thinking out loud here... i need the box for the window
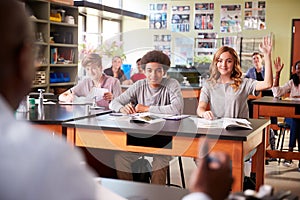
[78,10,122,74]
[102,19,121,43]
[102,0,121,8]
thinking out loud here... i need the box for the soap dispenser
[37,89,45,116]
[92,96,97,108]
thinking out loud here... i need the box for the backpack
[131,157,152,183]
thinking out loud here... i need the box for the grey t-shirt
[109,77,183,115]
[200,78,257,118]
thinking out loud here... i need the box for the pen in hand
[120,101,136,114]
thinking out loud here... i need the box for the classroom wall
[121,0,300,85]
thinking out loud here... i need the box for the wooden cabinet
[25,0,78,94]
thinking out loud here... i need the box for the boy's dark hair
[136,58,141,63]
[292,60,300,87]
[140,50,170,71]
[252,52,263,58]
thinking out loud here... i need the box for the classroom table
[62,114,269,192]
[252,96,300,160]
[15,103,111,136]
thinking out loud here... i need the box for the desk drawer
[257,105,300,118]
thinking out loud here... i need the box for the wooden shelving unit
[25,0,78,94]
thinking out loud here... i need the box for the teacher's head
[0,0,35,110]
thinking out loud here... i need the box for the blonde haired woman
[104,56,127,83]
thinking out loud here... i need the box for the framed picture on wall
[171,5,190,32]
[149,3,168,29]
[194,3,214,30]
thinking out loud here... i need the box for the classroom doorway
[291,19,300,72]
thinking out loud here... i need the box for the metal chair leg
[166,157,185,188]
[178,156,186,188]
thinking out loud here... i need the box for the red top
[131,73,146,83]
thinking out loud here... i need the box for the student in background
[0,1,98,199]
[131,58,147,83]
[59,53,122,108]
[245,51,278,154]
[122,58,146,85]
[246,52,265,118]
[197,36,273,120]
[109,50,183,185]
[104,55,127,83]
[245,52,265,80]
[272,57,300,170]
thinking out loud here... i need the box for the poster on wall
[171,6,190,32]
[244,1,266,30]
[194,3,214,30]
[220,4,242,33]
[149,3,168,29]
[153,34,171,58]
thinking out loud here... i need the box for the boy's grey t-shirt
[200,78,257,118]
[109,77,183,115]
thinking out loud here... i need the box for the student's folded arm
[197,85,211,117]
[109,84,136,112]
[197,101,208,117]
[109,95,127,112]
[148,95,183,114]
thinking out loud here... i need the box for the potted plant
[194,54,213,74]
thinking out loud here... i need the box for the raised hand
[259,35,273,56]
[273,56,284,74]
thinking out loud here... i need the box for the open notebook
[195,117,252,130]
[129,113,190,124]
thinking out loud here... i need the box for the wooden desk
[15,104,111,136]
[252,96,300,160]
[99,177,189,200]
[63,115,269,192]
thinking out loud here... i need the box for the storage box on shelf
[25,0,78,94]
